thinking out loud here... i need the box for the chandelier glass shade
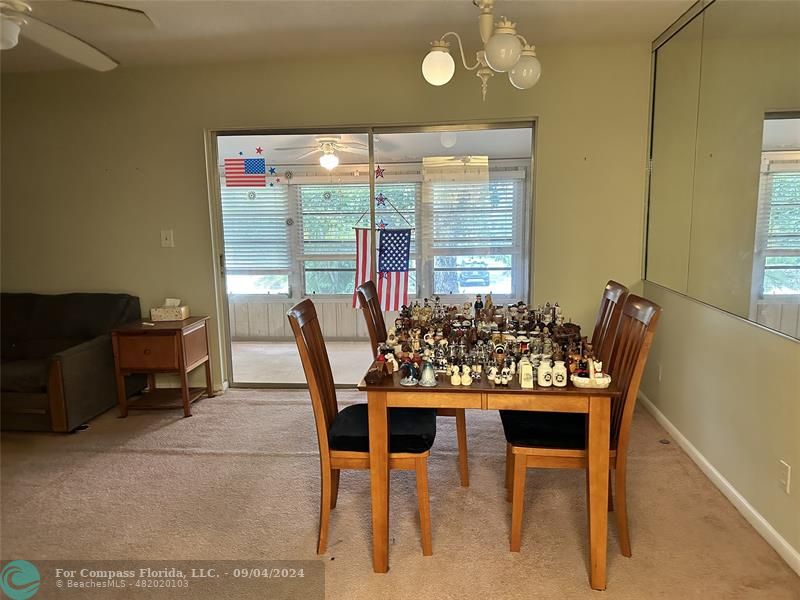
[319,153,339,170]
[420,0,540,100]
[0,16,22,50]
[421,43,456,86]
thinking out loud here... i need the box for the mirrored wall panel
[647,0,800,338]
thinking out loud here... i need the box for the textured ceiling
[1,0,693,72]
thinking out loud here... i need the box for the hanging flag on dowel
[352,227,411,311]
[352,227,373,309]
[377,228,411,311]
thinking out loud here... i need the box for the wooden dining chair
[287,298,436,556]
[590,280,629,367]
[356,280,471,487]
[502,294,661,556]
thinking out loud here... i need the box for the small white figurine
[500,366,511,386]
[385,353,399,374]
[450,369,462,386]
[460,365,472,386]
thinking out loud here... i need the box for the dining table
[358,368,621,591]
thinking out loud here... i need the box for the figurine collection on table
[371,294,610,389]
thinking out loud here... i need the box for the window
[423,177,524,296]
[220,186,290,295]
[753,155,800,296]
[297,183,419,295]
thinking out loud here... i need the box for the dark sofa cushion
[1,359,51,393]
[1,293,141,360]
[500,410,587,450]
[329,404,436,454]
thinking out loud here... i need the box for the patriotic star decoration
[375,165,385,178]
[378,219,388,230]
[268,167,277,175]
[375,193,387,206]
[255,146,263,154]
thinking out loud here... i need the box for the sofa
[1,292,146,432]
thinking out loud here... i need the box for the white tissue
[164,298,181,307]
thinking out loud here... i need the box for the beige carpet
[231,341,373,385]
[2,389,798,599]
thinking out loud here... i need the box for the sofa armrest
[52,334,118,431]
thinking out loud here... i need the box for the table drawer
[117,334,179,371]
[486,393,589,413]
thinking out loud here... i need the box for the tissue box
[150,305,190,321]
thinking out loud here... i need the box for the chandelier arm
[440,32,481,71]
[515,34,530,47]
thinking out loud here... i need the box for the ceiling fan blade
[294,149,321,159]
[22,16,118,71]
[338,147,368,155]
[74,0,155,28]
[274,145,318,151]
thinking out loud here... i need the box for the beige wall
[1,43,651,387]
[641,282,800,555]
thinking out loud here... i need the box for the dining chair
[287,298,436,556]
[502,294,661,556]
[590,280,629,367]
[356,280,471,487]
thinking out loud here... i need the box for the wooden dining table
[358,369,621,591]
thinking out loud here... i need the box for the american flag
[377,228,411,311]
[224,158,266,187]
[352,227,373,308]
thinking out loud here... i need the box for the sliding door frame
[206,119,537,389]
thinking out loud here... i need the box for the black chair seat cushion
[329,404,436,454]
[500,410,587,450]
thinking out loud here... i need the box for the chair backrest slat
[356,280,387,359]
[590,280,629,368]
[287,299,338,457]
[606,294,661,453]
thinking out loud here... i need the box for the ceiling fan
[274,136,369,171]
[0,0,153,71]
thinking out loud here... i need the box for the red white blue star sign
[375,193,387,206]
[378,219,388,229]
[375,165,385,178]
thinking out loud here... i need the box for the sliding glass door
[213,123,534,387]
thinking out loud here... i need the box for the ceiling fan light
[422,42,455,86]
[508,46,541,90]
[0,17,22,50]
[320,153,339,171]
[484,17,522,73]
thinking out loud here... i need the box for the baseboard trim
[638,391,800,576]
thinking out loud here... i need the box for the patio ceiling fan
[274,136,369,170]
[0,0,153,71]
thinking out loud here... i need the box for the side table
[112,316,214,417]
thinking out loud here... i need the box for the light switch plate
[160,229,174,248]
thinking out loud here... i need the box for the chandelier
[421,0,541,101]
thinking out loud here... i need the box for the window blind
[753,155,800,295]
[424,179,522,251]
[297,183,419,258]
[220,186,290,274]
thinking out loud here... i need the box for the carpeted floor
[2,389,798,599]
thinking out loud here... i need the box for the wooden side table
[112,316,214,418]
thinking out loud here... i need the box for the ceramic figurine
[419,361,437,387]
[519,357,534,389]
[460,365,472,386]
[552,360,568,387]
[500,366,511,386]
[537,358,553,387]
[450,368,462,386]
[385,353,399,374]
[593,360,604,379]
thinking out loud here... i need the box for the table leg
[587,395,611,590]
[204,324,214,398]
[111,335,128,418]
[147,374,156,392]
[368,391,390,573]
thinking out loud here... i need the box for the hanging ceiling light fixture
[421,0,541,101]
